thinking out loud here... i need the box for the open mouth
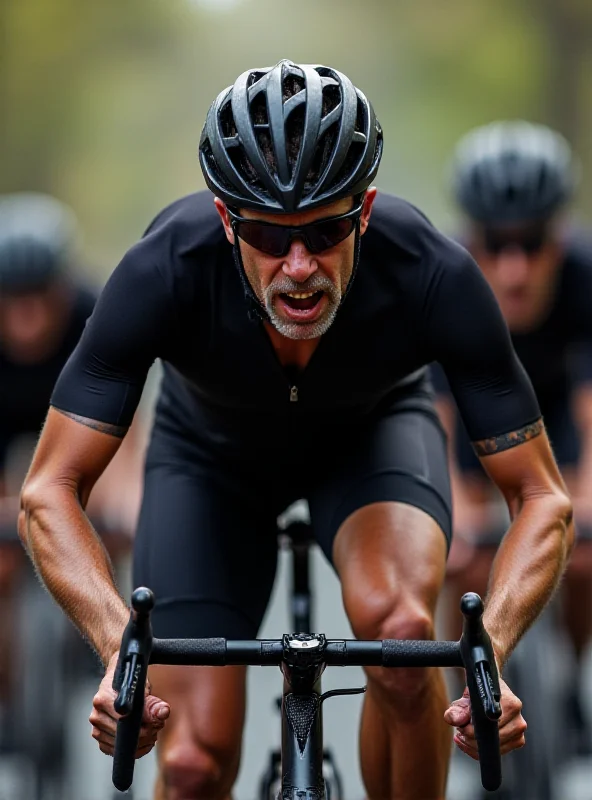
[274,289,327,323]
[280,290,325,311]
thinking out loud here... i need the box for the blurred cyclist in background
[434,121,592,752]
[0,194,143,775]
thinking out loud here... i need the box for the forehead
[239,196,354,226]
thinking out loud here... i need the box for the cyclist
[18,62,572,800]
[434,121,592,750]
[0,193,142,752]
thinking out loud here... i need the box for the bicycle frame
[111,589,503,797]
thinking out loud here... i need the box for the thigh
[133,459,280,639]
[309,409,452,566]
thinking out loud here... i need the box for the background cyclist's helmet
[199,59,383,213]
[451,121,578,225]
[0,193,79,293]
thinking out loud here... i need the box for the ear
[359,187,378,236]
[214,197,235,245]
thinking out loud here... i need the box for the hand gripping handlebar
[111,588,503,792]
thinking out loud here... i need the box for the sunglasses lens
[236,222,290,257]
[233,206,360,256]
[483,227,547,255]
[305,218,356,253]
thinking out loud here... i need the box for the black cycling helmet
[450,121,578,225]
[0,193,79,293]
[199,59,383,213]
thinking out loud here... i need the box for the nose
[494,246,530,285]
[281,238,318,283]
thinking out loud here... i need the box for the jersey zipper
[290,385,299,403]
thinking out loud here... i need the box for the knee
[160,736,237,800]
[350,596,437,707]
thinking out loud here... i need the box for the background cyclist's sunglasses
[227,201,364,258]
[482,223,548,255]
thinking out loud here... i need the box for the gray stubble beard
[262,273,341,340]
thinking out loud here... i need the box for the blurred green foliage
[1,0,591,276]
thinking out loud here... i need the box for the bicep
[25,408,125,507]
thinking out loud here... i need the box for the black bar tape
[382,639,462,667]
[150,637,226,665]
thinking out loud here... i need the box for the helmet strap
[231,242,270,323]
[339,216,362,307]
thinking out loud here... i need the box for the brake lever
[112,587,154,712]
[460,593,502,720]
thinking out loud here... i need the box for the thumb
[143,693,171,723]
[444,696,471,728]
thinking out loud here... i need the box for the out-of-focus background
[3,0,592,265]
[2,1,592,798]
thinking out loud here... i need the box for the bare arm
[19,407,131,666]
[475,420,574,667]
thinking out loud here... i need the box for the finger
[454,733,479,761]
[91,697,121,725]
[499,716,527,746]
[92,728,116,755]
[143,694,170,724]
[444,697,471,727]
[136,743,156,759]
[91,725,115,744]
[89,709,119,737]
[500,731,526,755]
[93,726,158,757]
[498,704,525,732]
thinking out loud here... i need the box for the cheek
[240,243,279,292]
[328,237,356,289]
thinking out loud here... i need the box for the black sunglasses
[227,200,364,258]
[482,224,548,255]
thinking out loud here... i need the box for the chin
[270,311,337,340]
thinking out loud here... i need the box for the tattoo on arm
[55,409,127,439]
[473,418,544,457]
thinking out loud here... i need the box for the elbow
[18,477,53,552]
[18,478,39,550]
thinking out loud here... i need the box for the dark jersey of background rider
[0,193,98,530]
[0,284,96,478]
[0,192,145,546]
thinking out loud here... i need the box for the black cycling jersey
[51,191,540,458]
[432,232,592,469]
[0,284,96,470]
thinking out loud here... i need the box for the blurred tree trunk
[536,0,592,144]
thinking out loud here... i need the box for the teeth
[286,291,315,299]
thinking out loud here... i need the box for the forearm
[19,487,129,666]
[483,493,574,668]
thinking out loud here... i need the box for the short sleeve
[425,250,540,442]
[51,249,176,429]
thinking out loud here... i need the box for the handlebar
[111,588,502,793]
